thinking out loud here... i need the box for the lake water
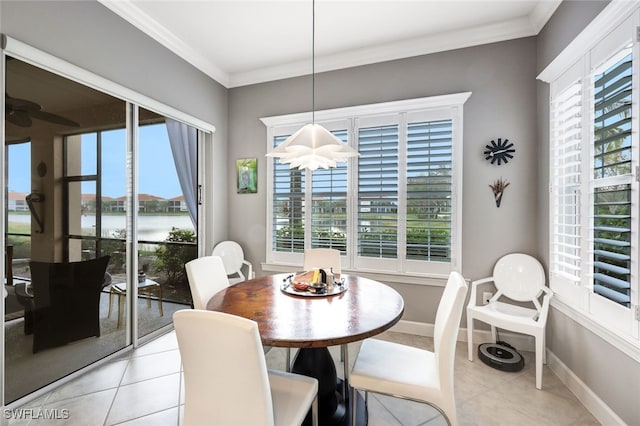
[8,214,194,243]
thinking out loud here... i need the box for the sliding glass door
[3,54,200,404]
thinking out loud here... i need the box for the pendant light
[266,0,358,171]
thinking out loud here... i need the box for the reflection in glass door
[3,56,128,403]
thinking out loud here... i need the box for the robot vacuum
[478,341,524,372]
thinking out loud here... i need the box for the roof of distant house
[8,191,27,201]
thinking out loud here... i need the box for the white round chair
[212,241,254,285]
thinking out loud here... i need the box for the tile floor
[7,329,600,425]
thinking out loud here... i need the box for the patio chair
[29,256,110,353]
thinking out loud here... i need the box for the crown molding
[231,16,539,87]
[97,0,231,87]
[100,0,559,89]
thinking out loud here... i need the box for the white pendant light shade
[267,123,358,171]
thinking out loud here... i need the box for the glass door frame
[1,35,216,407]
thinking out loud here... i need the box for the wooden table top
[206,274,404,348]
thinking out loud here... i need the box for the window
[548,12,639,342]
[263,94,469,277]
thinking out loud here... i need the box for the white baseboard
[390,319,625,426]
[546,350,626,426]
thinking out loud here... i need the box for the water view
[8,213,194,243]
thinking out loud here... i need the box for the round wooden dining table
[207,273,404,426]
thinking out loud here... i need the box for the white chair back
[433,271,468,405]
[303,248,341,274]
[174,310,275,426]
[185,256,230,310]
[493,253,546,303]
[212,241,253,283]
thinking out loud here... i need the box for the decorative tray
[281,273,347,297]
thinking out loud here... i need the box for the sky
[8,123,183,199]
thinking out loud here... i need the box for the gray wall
[537,2,640,425]
[228,37,539,324]
[0,0,230,247]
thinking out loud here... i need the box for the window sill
[261,262,449,286]
[550,297,640,363]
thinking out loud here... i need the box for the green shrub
[154,227,197,284]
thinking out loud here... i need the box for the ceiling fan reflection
[5,93,80,128]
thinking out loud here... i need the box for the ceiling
[99,0,562,88]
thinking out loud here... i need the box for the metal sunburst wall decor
[489,177,510,208]
[484,138,515,165]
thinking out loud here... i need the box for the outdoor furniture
[108,277,164,328]
[28,256,110,353]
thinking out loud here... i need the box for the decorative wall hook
[26,192,45,233]
[489,177,510,208]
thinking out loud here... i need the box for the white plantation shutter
[263,93,469,274]
[272,134,305,254]
[406,119,452,262]
[357,124,399,259]
[550,80,583,286]
[311,130,348,253]
[591,46,633,307]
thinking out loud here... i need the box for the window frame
[262,93,470,280]
[543,4,640,357]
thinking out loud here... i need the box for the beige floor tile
[121,349,181,385]
[40,388,116,426]
[12,329,601,426]
[374,393,443,426]
[132,332,179,357]
[115,406,180,425]
[46,359,128,403]
[362,392,402,426]
[106,373,181,425]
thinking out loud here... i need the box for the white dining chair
[185,255,230,310]
[174,309,318,426]
[349,271,468,426]
[466,253,553,389]
[212,240,254,285]
[303,248,341,274]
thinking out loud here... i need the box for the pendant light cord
[312,0,316,124]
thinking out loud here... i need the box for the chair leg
[351,388,357,426]
[311,395,318,426]
[467,315,474,361]
[286,347,291,372]
[157,285,164,316]
[342,344,349,397]
[108,291,113,318]
[490,325,497,342]
[535,335,544,390]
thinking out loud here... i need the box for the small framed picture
[236,158,257,194]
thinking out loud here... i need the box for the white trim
[98,0,560,88]
[261,93,472,127]
[231,18,545,88]
[547,350,628,426]
[2,36,216,134]
[538,0,639,83]
[551,298,640,363]
[97,0,230,88]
